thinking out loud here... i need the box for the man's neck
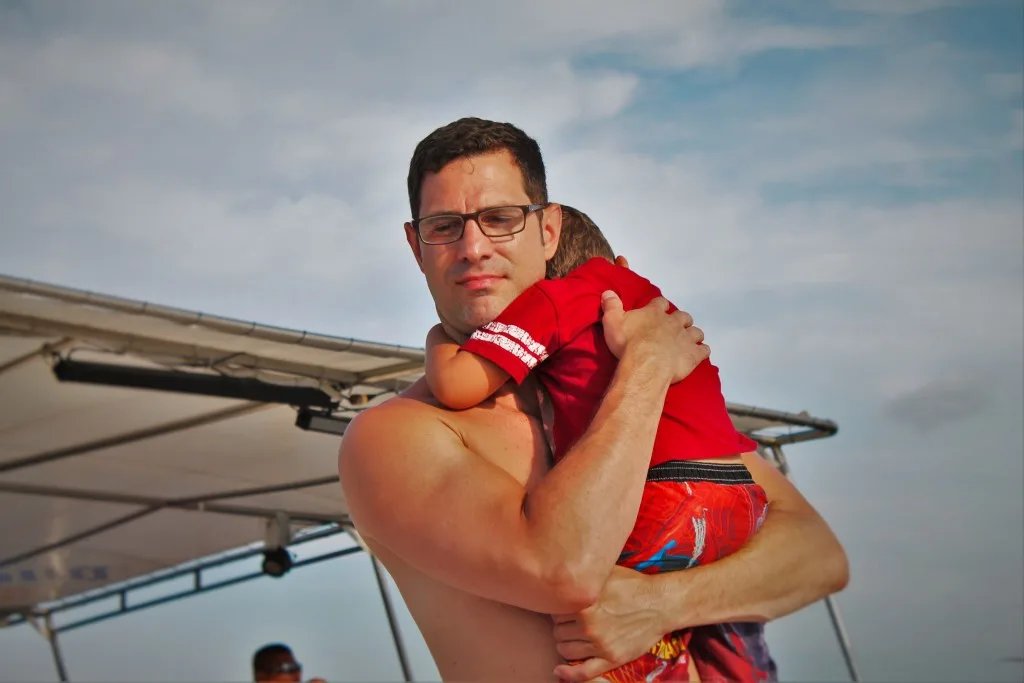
[439,320,470,345]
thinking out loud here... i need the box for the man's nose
[457,218,495,261]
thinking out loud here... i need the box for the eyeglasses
[412,204,548,245]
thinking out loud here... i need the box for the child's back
[465,255,755,467]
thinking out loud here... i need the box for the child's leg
[600,461,769,683]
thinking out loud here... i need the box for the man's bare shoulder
[353,375,462,425]
[338,378,467,530]
[341,378,457,456]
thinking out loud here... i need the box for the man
[339,117,848,682]
[252,643,324,683]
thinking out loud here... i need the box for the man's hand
[600,291,709,383]
[551,566,668,682]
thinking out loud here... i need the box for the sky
[0,0,1022,681]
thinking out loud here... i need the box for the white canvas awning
[0,273,427,620]
[0,272,838,628]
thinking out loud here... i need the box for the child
[424,206,768,682]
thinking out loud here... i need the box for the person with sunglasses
[252,643,324,683]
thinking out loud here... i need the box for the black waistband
[647,460,755,484]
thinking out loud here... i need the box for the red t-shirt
[460,258,757,466]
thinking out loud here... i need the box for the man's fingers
[689,325,704,344]
[600,290,624,316]
[552,619,584,641]
[645,296,670,314]
[553,658,616,682]
[600,291,627,357]
[555,639,598,661]
[672,308,694,328]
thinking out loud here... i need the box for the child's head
[546,205,615,279]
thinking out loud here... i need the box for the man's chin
[457,300,508,332]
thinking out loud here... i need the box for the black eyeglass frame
[411,203,549,245]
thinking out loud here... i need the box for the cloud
[615,18,867,70]
[0,0,860,128]
[3,0,1019,387]
[986,72,1024,99]
[1011,108,1024,150]
[885,375,997,430]
[685,42,1017,193]
[1,2,1018,394]
[550,137,1022,397]
[0,0,878,348]
[830,0,984,15]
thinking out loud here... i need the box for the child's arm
[424,324,512,410]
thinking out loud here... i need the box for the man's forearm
[522,349,671,605]
[548,503,847,683]
[648,503,849,632]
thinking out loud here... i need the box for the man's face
[405,150,561,337]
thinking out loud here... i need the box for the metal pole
[369,555,414,682]
[44,613,69,682]
[824,593,861,682]
[764,444,791,476]
[767,444,861,682]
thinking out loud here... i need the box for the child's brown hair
[545,205,615,279]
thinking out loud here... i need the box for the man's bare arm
[340,297,707,615]
[552,449,849,680]
[659,449,849,625]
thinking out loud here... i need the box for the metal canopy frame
[5,525,413,683]
[0,273,857,682]
[4,525,351,633]
[0,273,425,682]
[0,476,346,570]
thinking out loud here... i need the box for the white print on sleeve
[478,322,550,361]
[469,322,550,370]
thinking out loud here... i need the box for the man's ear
[541,203,562,260]
[404,222,425,273]
[615,255,630,270]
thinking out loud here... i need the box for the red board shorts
[569,461,771,682]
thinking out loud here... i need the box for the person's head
[404,117,562,337]
[545,205,615,279]
[252,643,301,682]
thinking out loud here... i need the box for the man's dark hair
[546,205,615,279]
[407,117,548,220]
[253,643,293,676]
